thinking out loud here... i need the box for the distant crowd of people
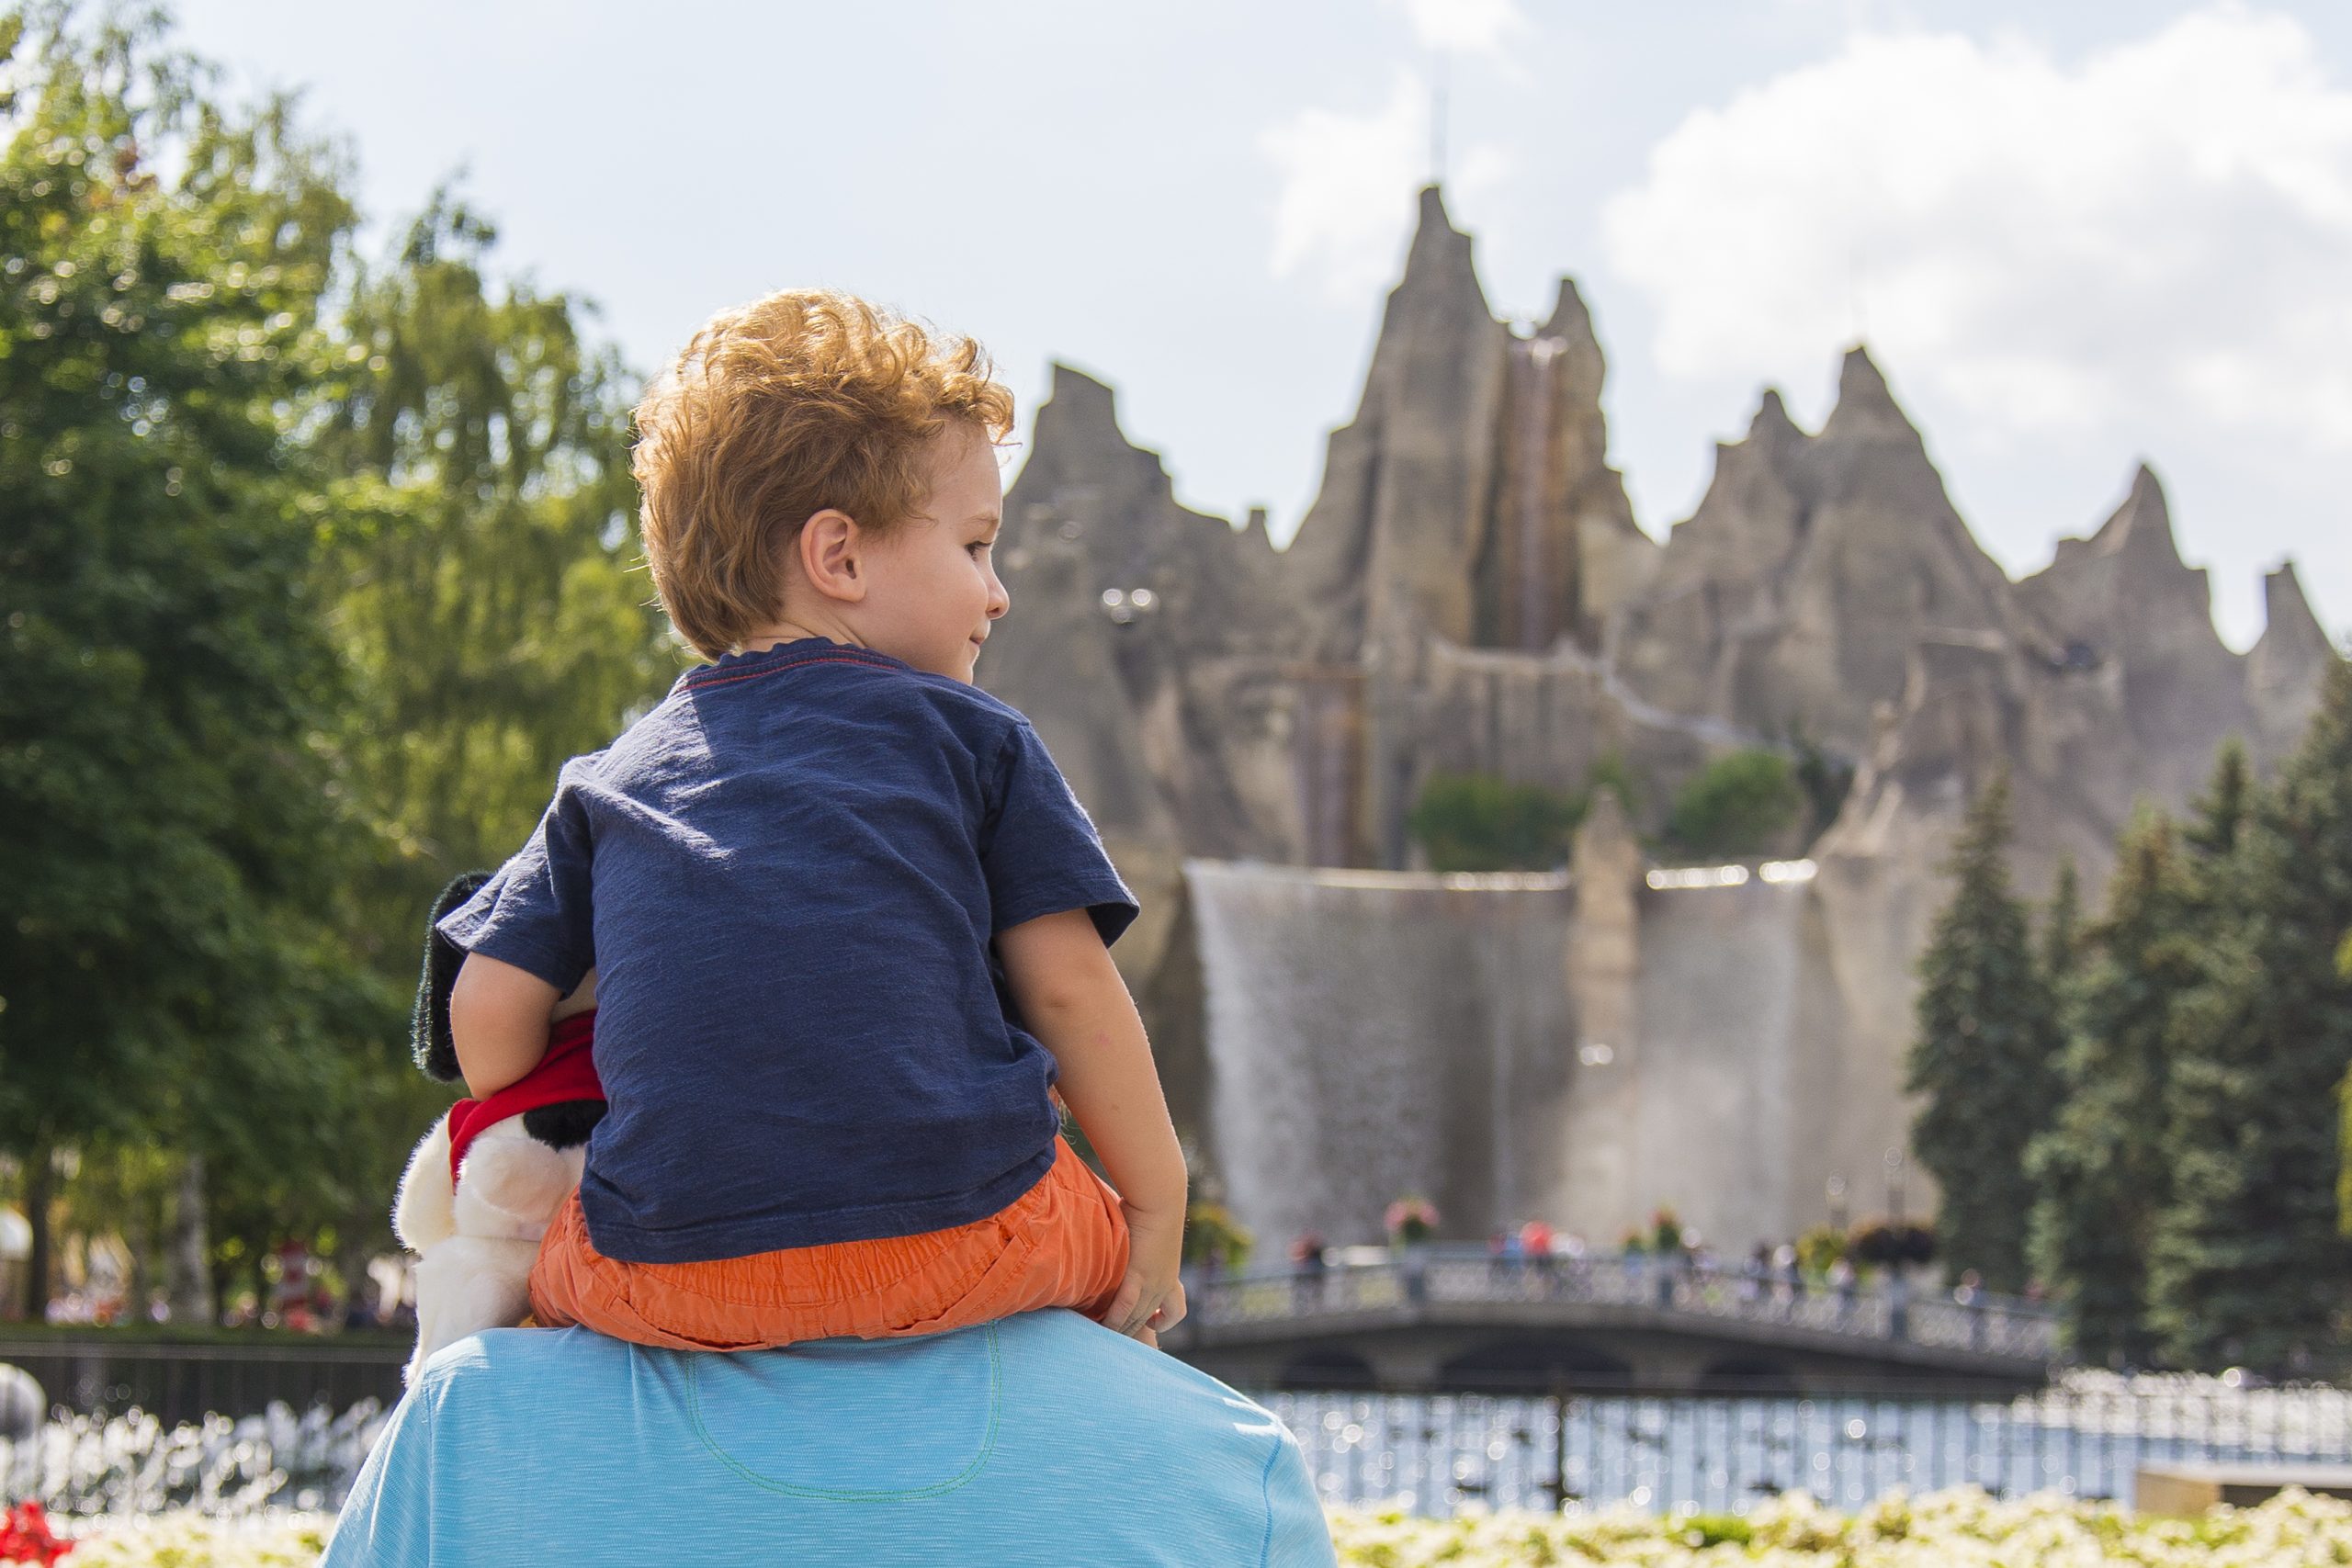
[1245,1220,2020,1348]
[31,1242,418,1334]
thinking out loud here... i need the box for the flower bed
[18,1511,331,1566]
[1328,1485,2352,1566]
[8,1487,2348,1565]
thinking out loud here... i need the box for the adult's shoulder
[986,1314,1335,1562]
[345,1321,1333,1567]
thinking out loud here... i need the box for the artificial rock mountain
[980,186,2339,1257]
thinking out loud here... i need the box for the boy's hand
[1104,1201,1187,1345]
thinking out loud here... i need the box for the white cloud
[1261,71,1513,305]
[1600,6,2352,456]
[1390,0,1527,57]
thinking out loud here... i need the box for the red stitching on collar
[685,653,903,692]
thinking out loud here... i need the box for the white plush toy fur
[393,870,604,1388]
[391,1105,587,1386]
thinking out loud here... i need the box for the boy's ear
[797,509,869,604]
[413,873,493,1083]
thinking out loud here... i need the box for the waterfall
[1187,861,1577,1248]
[1188,859,1836,1256]
[1510,335,1566,652]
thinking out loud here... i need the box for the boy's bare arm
[996,908,1189,1338]
[449,952,562,1100]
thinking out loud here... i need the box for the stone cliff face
[1611,350,2022,758]
[2013,465,2251,806]
[1282,186,1510,667]
[980,181,2341,1239]
[1472,279,1657,655]
[2247,561,2336,754]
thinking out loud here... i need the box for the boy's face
[857,428,1010,683]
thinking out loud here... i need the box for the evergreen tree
[2027,812,2191,1365]
[2151,665,2352,1371]
[2041,857,2083,991]
[1906,773,2063,1293]
[2182,739,2250,863]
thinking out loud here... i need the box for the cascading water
[1186,861,1577,1247]
[1187,859,1839,1254]
[1515,335,1565,652]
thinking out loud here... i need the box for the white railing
[1183,1251,2059,1362]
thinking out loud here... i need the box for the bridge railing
[1185,1252,2059,1361]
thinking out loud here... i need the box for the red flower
[0,1500,73,1565]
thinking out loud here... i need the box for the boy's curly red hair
[633,290,1015,660]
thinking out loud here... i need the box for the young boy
[436,290,1187,1349]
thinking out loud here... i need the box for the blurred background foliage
[0,6,678,1323]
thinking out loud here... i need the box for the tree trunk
[20,1146,51,1323]
[165,1153,214,1326]
[245,1243,267,1329]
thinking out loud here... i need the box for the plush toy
[391,873,606,1385]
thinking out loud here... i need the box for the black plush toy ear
[413,872,493,1082]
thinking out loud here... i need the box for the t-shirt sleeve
[980,720,1138,946]
[434,760,598,993]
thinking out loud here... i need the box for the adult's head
[322,1311,1335,1566]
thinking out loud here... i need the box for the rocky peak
[2248,561,2337,722]
[1386,184,1487,322]
[1749,388,1801,444]
[1031,361,1121,445]
[1816,345,1917,446]
[2086,464,2189,570]
[1539,276,1597,348]
[2019,464,2218,647]
[1283,180,1509,660]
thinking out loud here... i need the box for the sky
[165,0,2352,651]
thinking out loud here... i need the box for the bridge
[1162,1252,2059,1395]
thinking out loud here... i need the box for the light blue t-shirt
[322,1312,1336,1567]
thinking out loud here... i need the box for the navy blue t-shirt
[436,638,1137,1264]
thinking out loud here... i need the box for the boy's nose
[987,576,1010,619]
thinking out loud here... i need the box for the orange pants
[527,1136,1129,1350]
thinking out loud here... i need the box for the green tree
[1664,749,1804,861]
[315,191,677,966]
[2028,812,2192,1365]
[2182,739,2250,863]
[0,9,384,1316]
[2041,858,2082,989]
[2151,665,2352,1371]
[288,195,679,1273]
[1905,773,2062,1293]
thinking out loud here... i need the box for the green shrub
[1406,773,1583,873]
[1664,750,1804,859]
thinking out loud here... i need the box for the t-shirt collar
[684,637,914,688]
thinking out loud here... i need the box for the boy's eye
[968,541,992,557]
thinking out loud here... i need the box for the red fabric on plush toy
[446,1012,605,1185]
